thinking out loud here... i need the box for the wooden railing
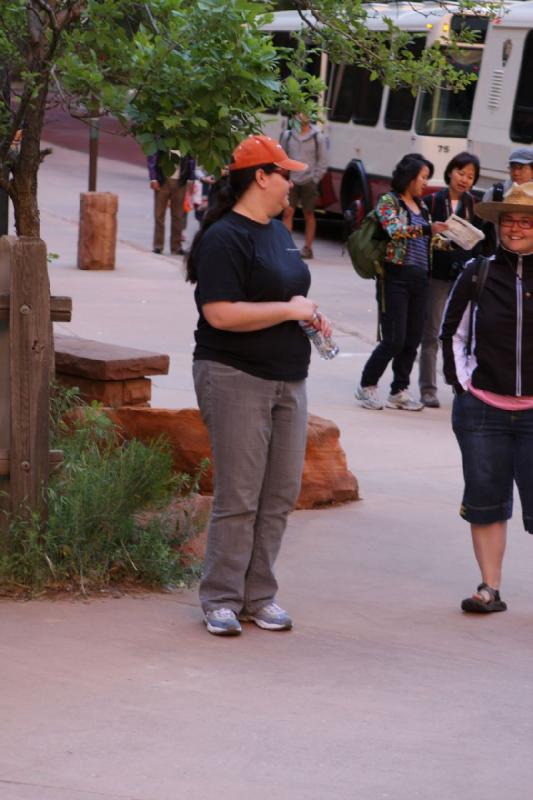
[0,236,72,534]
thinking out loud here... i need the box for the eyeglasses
[500,216,533,229]
[271,168,291,180]
[509,162,533,170]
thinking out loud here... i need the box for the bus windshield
[415,48,482,138]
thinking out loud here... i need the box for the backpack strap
[466,256,490,356]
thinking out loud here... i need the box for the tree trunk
[10,74,49,237]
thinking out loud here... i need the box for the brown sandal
[461,582,507,614]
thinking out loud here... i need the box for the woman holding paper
[441,181,533,614]
[418,152,481,408]
[356,153,448,412]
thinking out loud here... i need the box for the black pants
[361,264,428,394]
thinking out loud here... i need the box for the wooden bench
[54,334,169,407]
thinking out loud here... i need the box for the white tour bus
[262,2,533,222]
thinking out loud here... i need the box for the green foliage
[0,389,204,596]
[0,0,284,186]
[293,0,502,92]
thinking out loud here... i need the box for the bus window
[327,63,383,125]
[385,36,426,131]
[267,32,321,114]
[328,64,358,122]
[415,48,482,137]
[451,14,488,45]
[353,67,383,126]
[511,30,533,144]
[384,87,417,130]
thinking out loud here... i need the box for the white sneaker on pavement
[356,384,384,410]
[385,390,424,411]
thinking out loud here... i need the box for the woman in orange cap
[186,135,331,636]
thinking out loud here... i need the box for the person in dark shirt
[186,134,331,636]
[441,181,533,614]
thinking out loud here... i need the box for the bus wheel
[340,159,372,234]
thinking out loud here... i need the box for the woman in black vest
[418,152,480,407]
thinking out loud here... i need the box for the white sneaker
[240,602,292,631]
[385,390,424,411]
[204,607,242,635]
[356,384,383,410]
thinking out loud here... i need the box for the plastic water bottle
[299,320,339,360]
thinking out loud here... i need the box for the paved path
[1,143,532,800]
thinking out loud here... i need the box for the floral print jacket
[375,192,432,267]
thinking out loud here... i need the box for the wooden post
[77,192,118,270]
[0,235,72,537]
[0,238,11,533]
[10,237,52,519]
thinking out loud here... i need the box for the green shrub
[0,387,204,596]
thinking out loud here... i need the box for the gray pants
[193,360,308,614]
[418,278,451,399]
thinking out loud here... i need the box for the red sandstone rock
[109,408,359,510]
[297,415,359,508]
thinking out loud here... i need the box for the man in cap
[480,147,533,252]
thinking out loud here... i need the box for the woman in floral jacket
[356,154,448,411]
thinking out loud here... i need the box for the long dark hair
[185,163,278,283]
[391,153,434,195]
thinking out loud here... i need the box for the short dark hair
[444,151,480,185]
[391,154,434,195]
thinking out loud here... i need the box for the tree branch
[31,0,59,33]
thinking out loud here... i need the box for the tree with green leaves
[0,0,290,237]
[0,0,499,239]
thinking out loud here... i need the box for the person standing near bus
[356,154,448,412]
[418,152,480,408]
[281,113,327,259]
[479,147,533,254]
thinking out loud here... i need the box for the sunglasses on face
[500,215,533,229]
[271,168,291,180]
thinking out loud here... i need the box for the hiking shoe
[421,394,441,408]
[300,245,314,259]
[240,602,292,631]
[204,608,242,636]
[356,384,383,410]
[386,390,424,411]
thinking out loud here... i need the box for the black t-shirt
[193,211,311,381]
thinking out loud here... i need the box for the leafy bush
[0,387,204,596]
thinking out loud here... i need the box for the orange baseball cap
[229,134,307,172]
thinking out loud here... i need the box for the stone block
[54,334,169,380]
[56,373,151,407]
[109,407,359,510]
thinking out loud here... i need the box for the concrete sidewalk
[1,144,532,800]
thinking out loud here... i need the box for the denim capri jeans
[452,391,533,533]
